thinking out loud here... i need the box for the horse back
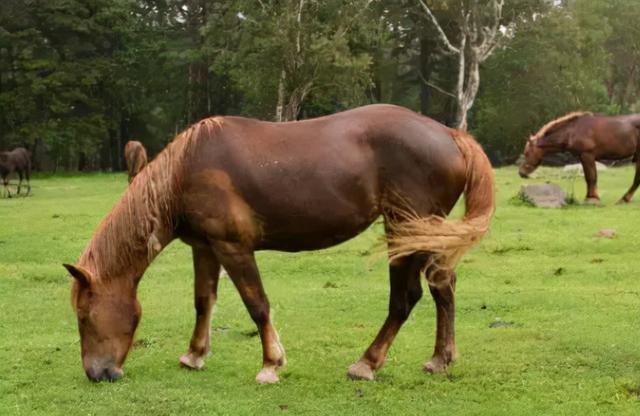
[0,147,30,173]
[179,105,467,251]
[585,116,639,158]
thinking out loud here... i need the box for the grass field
[1,166,640,415]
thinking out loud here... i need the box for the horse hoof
[584,198,600,205]
[347,361,375,381]
[255,367,279,384]
[423,358,449,374]
[179,352,205,370]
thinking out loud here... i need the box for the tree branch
[418,71,456,98]
[417,0,460,55]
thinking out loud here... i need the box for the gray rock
[594,228,616,238]
[520,183,567,208]
[562,162,608,174]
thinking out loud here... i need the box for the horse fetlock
[619,194,633,203]
[347,360,375,381]
[274,340,287,367]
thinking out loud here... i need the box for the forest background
[1,0,638,170]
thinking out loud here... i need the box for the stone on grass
[562,162,608,175]
[520,183,567,208]
[594,228,616,239]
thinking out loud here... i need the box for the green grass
[1,167,640,415]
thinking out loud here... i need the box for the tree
[218,0,377,121]
[417,0,504,129]
[473,3,611,162]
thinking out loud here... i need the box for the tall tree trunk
[186,0,210,123]
[418,0,504,130]
[276,69,286,121]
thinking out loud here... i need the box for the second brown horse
[520,112,640,203]
[64,105,495,384]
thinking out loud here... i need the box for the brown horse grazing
[124,140,148,183]
[519,112,640,203]
[0,147,31,198]
[63,104,495,384]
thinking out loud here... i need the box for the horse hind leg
[25,165,31,195]
[424,267,457,373]
[347,253,425,381]
[16,170,23,196]
[619,155,640,203]
[179,247,221,370]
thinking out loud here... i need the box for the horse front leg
[180,246,220,370]
[2,177,11,198]
[619,155,640,203]
[348,253,423,381]
[580,153,599,203]
[424,269,457,373]
[213,242,285,384]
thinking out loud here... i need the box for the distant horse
[0,147,31,198]
[124,141,148,183]
[63,104,495,384]
[519,112,640,203]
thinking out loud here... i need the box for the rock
[594,228,616,238]
[520,183,567,208]
[562,162,608,175]
[489,318,515,328]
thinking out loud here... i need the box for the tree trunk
[276,69,286,121]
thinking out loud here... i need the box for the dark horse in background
[63,105,494,384]
[0,147,31,198]
[124,140,148,183]
[520,112,640,203]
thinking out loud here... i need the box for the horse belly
[257,202,380,251]
[182,149,381,252]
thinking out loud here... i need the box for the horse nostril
[85,366,122,382]
[105,367,123,382]
[85,367,104,382]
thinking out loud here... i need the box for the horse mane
[529,111,592,143]
[79,117,224,282]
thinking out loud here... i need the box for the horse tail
[386,129,495,282]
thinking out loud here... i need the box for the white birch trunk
[419,0,504,130]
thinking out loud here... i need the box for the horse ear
[63,264,92,287]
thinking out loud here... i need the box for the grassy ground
[1,166,640,415]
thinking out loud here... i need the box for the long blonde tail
[386,129,495,279]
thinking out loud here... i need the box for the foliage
[2,1,640,167]
[473,0,639,162]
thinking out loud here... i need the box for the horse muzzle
[519,170,530,179]
[85,365,123,382]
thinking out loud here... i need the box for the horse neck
[79,163,180,283]
[538,127,573,152]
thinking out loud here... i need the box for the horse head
[519,138,544,178]
[64,264,141,382]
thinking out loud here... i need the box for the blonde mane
[529,111,592,143]
[78,117,224,282]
